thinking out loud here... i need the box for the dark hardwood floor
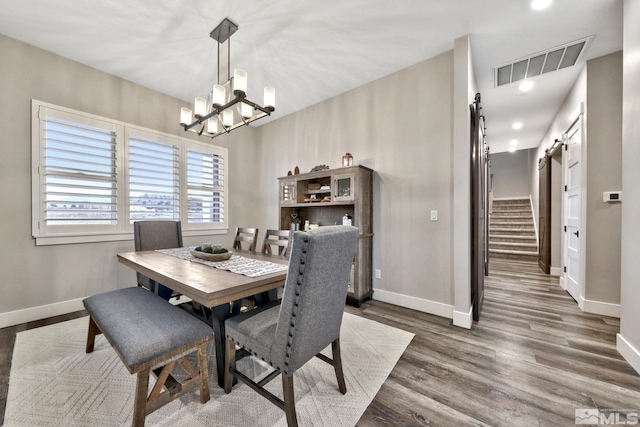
[1,259,638,426]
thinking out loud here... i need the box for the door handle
[572,230,579,238]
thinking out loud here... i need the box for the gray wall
[256,49,457,312]
[529,52,623,311]
[619,0,640,374]
[0,34,257,321]
[491,149,532,199]
[584,52,623,304]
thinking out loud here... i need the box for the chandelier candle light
[179,18,275,138]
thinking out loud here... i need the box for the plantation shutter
[128,134,180,221]
[187,147,225,223]
[42,116,118,225]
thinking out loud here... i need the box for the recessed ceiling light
[519,80,535,92]
[510,138,519,146]
[509,147,517,153]
[531,0,552,10]
[512,122,523,130]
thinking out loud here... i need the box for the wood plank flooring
[1,259,638,426]
[352,259,640,426]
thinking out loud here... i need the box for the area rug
[4,312,413,426]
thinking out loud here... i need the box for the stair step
[491,212,533,222]
[491,202,531,210]
[492,209,532,214]
[493,198,529,204]
[490,235,537,243]
[492,207,531,212]
[489,241,537,248]
[490,228,536,235]
[491,222,534,229]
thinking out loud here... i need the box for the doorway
[562,114,583,302]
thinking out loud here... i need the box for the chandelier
[179,18,275,138]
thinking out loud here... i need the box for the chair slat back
[262,229,291,256]
[233,227,259,252]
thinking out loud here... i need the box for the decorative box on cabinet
[277,165,373,306]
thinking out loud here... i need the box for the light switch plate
[430,210,438,221]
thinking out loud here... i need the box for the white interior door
[563,117,582,302]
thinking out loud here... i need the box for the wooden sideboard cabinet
[278,165,373,306]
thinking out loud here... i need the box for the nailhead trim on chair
[282,235,309,373]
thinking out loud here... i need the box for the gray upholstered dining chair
[133,220,183,301]
[224,225,359,426]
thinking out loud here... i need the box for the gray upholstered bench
[83,287,213,427]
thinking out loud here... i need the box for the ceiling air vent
[495,36,592,87]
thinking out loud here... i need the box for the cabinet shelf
[278,165,373,306]
[287,201,354,208]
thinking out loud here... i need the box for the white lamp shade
[241,102,252,119]
[180,108,193,126]
[212,85,226,106]
[233,69,248,94]
[194,97,207,117]
[207,118,218,134]
[264,87,275,110]
[222,109,234,127]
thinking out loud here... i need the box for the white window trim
[31,100,228,246]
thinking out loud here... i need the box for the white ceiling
[0,0,622,153]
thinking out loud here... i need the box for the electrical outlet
[375,269,381,279]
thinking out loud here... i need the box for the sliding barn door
[538,153,551,273]
[470,94,486,322]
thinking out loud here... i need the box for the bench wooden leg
[224,337,236,394]
[197,343,210,403]
[133,368,150,427]
[85,316,101,354]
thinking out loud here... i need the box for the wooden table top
[117,250,288,307]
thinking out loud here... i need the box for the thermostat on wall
[603,191,622,202]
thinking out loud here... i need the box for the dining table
[117,248,289,387]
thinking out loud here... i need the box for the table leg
[209,303,237,388]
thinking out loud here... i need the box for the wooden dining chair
[133,220,183,301]
[224,226,359,426]
[232,227,259,252]
[262,229,291,256]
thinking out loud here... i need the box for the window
[127,131,180,222]
[187,147,225,224]
[32,101,228,245]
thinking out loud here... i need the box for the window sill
[34,228,228,246]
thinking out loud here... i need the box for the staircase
[489,198,538,262]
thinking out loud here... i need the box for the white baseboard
[453,306,473,329]
[550,267,562,277]
[617,333,640,375]
[373,288,453,319]
[559,276,566,290]
[0,298,85,329]
[580,297,620,318]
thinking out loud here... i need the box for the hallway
[355,259,640,426]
